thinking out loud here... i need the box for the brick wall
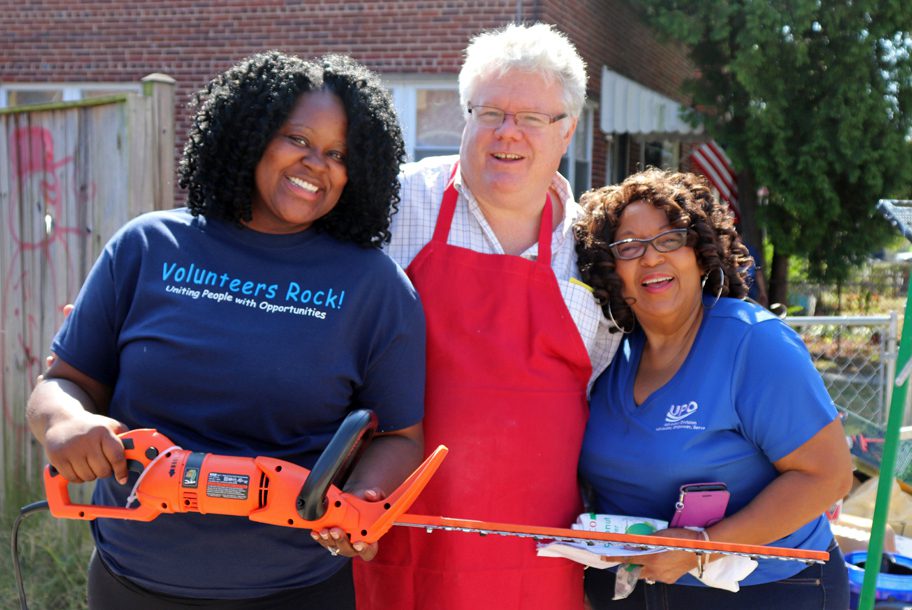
[2,0,522,195]
[1,0,691,193]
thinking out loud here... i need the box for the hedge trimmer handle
[42,413,448,545]
[298,409,377,520]
[43,428,175,521]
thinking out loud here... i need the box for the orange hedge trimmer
[16,410,827,608]
[39,410,828,565]
[43,410,445,544]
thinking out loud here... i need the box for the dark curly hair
[178,51,406,248]
[574,168,753,333]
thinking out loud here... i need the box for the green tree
[638,0,912,303]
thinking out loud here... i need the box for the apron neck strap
[431,163,461,244]
[537,196,553,265]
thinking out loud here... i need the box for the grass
[1,486,93,610]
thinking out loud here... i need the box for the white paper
[537,540,662,568]
[535,513,758,591]
[535,513,667,568]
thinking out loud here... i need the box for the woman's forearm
[27,377,99,445]
[343,422,424,499]
[707,418,853,546]
[26,357,124,483]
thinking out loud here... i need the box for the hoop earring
[607,300,634,334]
[703,267,725,309]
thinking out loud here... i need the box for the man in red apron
[349,23,619,609]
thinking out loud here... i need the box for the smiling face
[614,201,704,326]
[249,89,348,234]
[459,70,576,211]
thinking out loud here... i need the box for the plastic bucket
[845,551,912,609]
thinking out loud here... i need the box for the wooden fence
[1,75,175,509]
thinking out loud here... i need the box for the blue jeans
[585,540,848,610]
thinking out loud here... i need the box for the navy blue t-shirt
[580,297,836,585]
[53,209,425,599]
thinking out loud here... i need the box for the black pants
[87,550,355,610]
[585,540,849,610]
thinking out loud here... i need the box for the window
[604,134,630,185]
[385,79,463,161]
[642,140,680,170]
[559,104,593,197]
[414,89,463,160]
[0,83,141,109]
[6,89,64,106]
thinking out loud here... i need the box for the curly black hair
[574,168,753,333]
[178,51,406,248]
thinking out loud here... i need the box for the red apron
[354,164,591,610]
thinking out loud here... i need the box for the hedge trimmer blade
[394,515,828,564]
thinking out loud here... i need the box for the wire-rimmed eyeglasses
[467,104,568,131]
[608,228,690,260]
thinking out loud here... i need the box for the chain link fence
[786,313,899,427]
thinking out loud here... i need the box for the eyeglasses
[608,228,690,260]
[467,104,568,131]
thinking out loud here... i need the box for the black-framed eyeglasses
[608,228,690,260]
[467,104,568,131]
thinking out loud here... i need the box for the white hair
[458,22,588,120]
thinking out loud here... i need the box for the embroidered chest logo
[657,400,706,432]
[666,400,699,423]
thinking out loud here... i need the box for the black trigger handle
[296,410,378,521]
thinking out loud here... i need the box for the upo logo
[665,401,698,423]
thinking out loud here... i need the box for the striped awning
[600,67,700,138]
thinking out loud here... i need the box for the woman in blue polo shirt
[574,168,852,609]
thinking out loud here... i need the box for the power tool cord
[12,500,49,610]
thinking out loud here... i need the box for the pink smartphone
[669,482,730,528]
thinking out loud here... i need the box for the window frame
[0,82,142,109]
[384,77,463,162]
[560,103,594,197]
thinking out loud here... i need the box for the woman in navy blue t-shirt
[27,52,425,610]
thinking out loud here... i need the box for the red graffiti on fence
[2,125,95,436]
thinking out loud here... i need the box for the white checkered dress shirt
[385,155,619,391]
